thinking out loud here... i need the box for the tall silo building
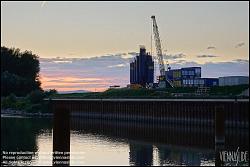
[130,46,154,87]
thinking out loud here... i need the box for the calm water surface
[1,116,248,166]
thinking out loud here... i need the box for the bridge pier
[53,107,70,166]
[215,105,225,166]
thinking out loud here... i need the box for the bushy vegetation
[209,84,249,96]
[1,89,57,113]
[1,93,17,109]
[1,46,41,96]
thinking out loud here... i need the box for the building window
[182,70,188,75]
[195,68,201,74]
[199,79,204,85]
[189,71,194,75]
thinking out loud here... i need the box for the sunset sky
[1,1,249,92]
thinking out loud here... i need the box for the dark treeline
[1,46,42,96]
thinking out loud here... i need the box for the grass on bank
[51,84,249,99]
[2,85,247,114]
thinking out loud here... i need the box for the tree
[1,46,42,96]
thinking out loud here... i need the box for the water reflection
[129,142,153,166]
[70,117,249,150]
[70,117,249,166]
[157,145,215,166]
[70,118,216,166]
[1,116,249,166]
[1,117,52,166]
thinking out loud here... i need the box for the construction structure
[151,15,173,88]
[166,67,219,87]
[130,46,154,87]
[151,16,219,88]
[129,16,241,89]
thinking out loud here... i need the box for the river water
[1,116,248,166]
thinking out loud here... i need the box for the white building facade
[219,76,249,86]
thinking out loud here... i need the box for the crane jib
[151,16,166,76]
[151,15,174,88]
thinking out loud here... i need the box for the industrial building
[130,46,154,87]
[130,16,248,89]
[219,76,249,86]
[129,50,220,88]
[166,67,219,87]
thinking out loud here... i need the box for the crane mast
[151,15,173,88]
[151,15,165,77]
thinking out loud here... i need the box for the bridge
[47,98,249,166]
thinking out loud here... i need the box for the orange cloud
[40,75,112,92]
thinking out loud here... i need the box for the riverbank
[52,84,249,99]
[1,109,53,118]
